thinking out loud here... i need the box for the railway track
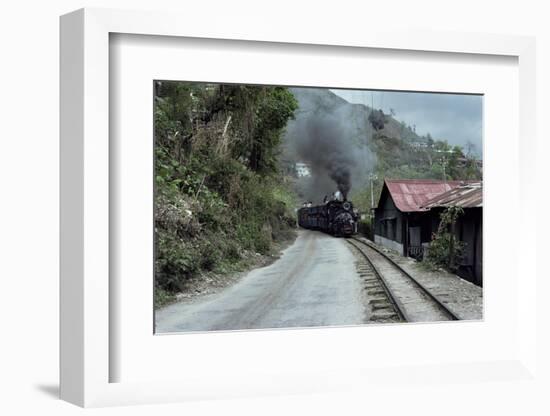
[347,237,460,323]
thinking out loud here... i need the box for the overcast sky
[331,89,483,157]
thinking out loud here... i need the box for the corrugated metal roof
[384,179,466,212]
[421,182,482,209]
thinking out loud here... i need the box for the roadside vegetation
[154,82,298,308]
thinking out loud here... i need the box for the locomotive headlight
[343,202,351,211]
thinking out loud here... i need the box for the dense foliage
[154,82,298,307]
[425,206,465,271]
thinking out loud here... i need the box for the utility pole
[434,149,453,183]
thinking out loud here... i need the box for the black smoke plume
[284,88,374,204]
[295,114,354,199]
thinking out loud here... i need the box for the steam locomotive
[297,194,358,237]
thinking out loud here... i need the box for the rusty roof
[382,179,468,212]
[421,182,482,209]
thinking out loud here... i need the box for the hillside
[153,82,299,307]
[282,88,482,212]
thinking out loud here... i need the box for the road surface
[155,230,367,333]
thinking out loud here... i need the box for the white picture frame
[60,8,537,408]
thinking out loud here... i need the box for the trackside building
[421,182,483,285]
[373,179,483,286]
[374,179,464,256]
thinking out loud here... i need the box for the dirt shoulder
[157,231,298,309]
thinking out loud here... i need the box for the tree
[426,133,434,147]
[465,140,477,157]
[368,109,387,131]
[247,87,298,173]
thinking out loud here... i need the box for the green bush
[156,231,200,292]
[198,239,221,271]
[425,206,465,271]
[223,239,242,261]
[154,286,176,309]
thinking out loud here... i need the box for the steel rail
[346,239,408,322]
[350,237,461,321]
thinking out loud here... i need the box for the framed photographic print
[152,81,483,333]
[60,8,537,408]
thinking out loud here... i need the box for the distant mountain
[282,87,420,167]
[285,88,425,159]
[281,87,481,205]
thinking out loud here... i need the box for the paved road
[155,230,367,333]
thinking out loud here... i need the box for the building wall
[474,214,483,285]
[422,207,483,287]
[374,188,405,255]
[455,207,483,286]
[374,235,404,254]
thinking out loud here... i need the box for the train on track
[297,194,358,237]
